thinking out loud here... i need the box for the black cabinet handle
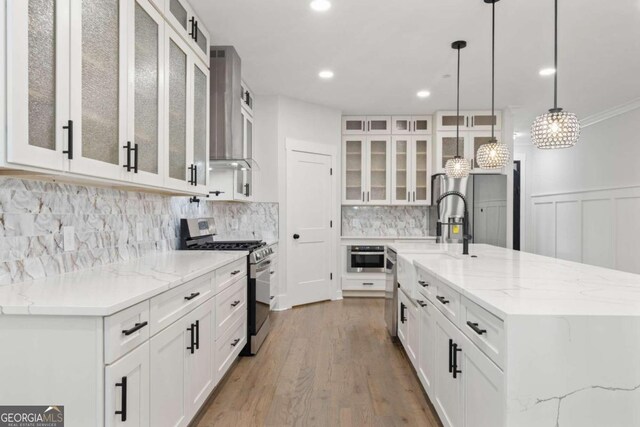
[436,296,450,305]
[62,120,73,159]
[231,338,240,347]
[293,234,300,240]
[187,323,195,354]
[122,321,148,336]
[184,292,200,301]
[188,164,195,185]
[123,141,132,172]
[448,339,453,373]
[115,376,127,422]
[400,303,406,323]
[244,183,250,197]
[189,17,196,39]
[418,280,429,287]
[193,164,198,186]
[133,143,139,173]
[453,343,462,378]
[417,300,427,307]
[194,320,200,350]
[231,300,241,307]
[467,321,487,335]
[230,270,241,276]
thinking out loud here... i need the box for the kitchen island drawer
[104,300,150,365]
[215,257,247,293]
[149,272,214,336]
[416,268,438,301]
[432,281,461,326]
[215,277,247,339]
[461,295,505,369]
[342,278,385,291]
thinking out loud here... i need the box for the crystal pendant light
[531,0,580,149]
[445,41,471,179]
[476,0,510,169]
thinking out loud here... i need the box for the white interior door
[287,145,334,307]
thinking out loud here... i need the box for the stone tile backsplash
[0,178,278,285]
[341,206,430,237]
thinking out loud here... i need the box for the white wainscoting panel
[531,186,640,274]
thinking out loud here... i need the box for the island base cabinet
[105,342,150,427]
[431,303,504,427]
[418,301,436,397]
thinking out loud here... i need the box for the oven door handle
[349,252,386,255]
[254,260,272,273]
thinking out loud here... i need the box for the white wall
[517,103,640,273]
[254,95,342,309]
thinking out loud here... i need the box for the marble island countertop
[412,244,640,317]
[0,251,248,316]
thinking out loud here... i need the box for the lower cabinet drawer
[417,268,438,301]
[461,296,505,369]
[149,273,214,336]
[215,278,247,340]
[215,258,247,293]
[342,278,385,291]
[432,281,461,326]
[104,300,150,365]
[215,315,247,382]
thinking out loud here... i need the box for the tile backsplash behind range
[0,178,278,285]
[342,206,431,237]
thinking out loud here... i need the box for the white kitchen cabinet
[392,116,432,135]
[342,116,391,135]
[391,136,432,205]
[105,342,150,427]
[164,0,210,66]
[435,131,504,174]
[241,80,254,116]
[398,290,408,345]
[436,111,501,132]
[185,299,215,418]
[417,299,436,396]
[234,108,254,201]
[342,136,391,205]
[191,57,210,193]
[406,297,419,368]
[433,309,463,427]
[366,116,392,135]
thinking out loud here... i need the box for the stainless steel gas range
[180,218,273,355]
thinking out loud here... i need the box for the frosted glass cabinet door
[164,0,210,66]
[68,0,127,181]
[391,136,411,204]
[164,26,191,191]
[342,136,366,204]
[412,137,431,205]
[128,0,164,186]
[436,111,469,132]
[6,0,70,171]
[437,134,465,173]
[191,59,209,191]
[367,137,391,203]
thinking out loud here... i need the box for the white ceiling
[191,0,640,135]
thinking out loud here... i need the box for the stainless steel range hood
[209,46,257,170]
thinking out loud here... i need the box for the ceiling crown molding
[580,97,640,128]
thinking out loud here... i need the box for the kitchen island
[393,243,640,427]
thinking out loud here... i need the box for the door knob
[293,234,300,240]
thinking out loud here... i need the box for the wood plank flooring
[194,298,442,427]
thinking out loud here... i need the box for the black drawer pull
[230,270,241,276]
[231,300,241,307]
[184,292,200,301]
[115,376,127,422]
[448,339,454,373]
[231,338,240,347]
[400,303,406,323]
[194,320,200,350]
[187,323,195,354]
[466,321,487,335]
[122,321,148,336]
[363,282,374,286]
[436,296,450,305]
[417,300,427,307]
[453,343,462,379]
[418,280,429,287]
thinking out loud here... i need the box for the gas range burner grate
[186,240,265,251]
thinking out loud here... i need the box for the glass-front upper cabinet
[391,136,411,204]
[392,117,412,135]
[436,133,466,173]
[436,111,469,132]
[342,136,366,204]
[164,0,210,66]
[192,59,209,191]
[342,116,367,135]
[468,111,502,131]
[412,137,431,204]
[392,116,432,135]
[234,109,253,200]
[129,0,164,186]
[6,0,70,171]
[367,137,391,203]
[67,0,127,181]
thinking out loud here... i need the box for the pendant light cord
[554,0,558,110]
[456,46,461,157]
[491,1,495,140]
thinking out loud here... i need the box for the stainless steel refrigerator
[430,173,508,248]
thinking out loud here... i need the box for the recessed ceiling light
[310,0,331,12]
[318,70,334,79]
[416,90,431,98]
[539,68,556,76]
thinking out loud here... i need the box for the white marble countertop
[341,236,437,243]
[388,241,441,252]
[412,244,640,317]
[0,251,248,317]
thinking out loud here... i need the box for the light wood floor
[194,298,442,427]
